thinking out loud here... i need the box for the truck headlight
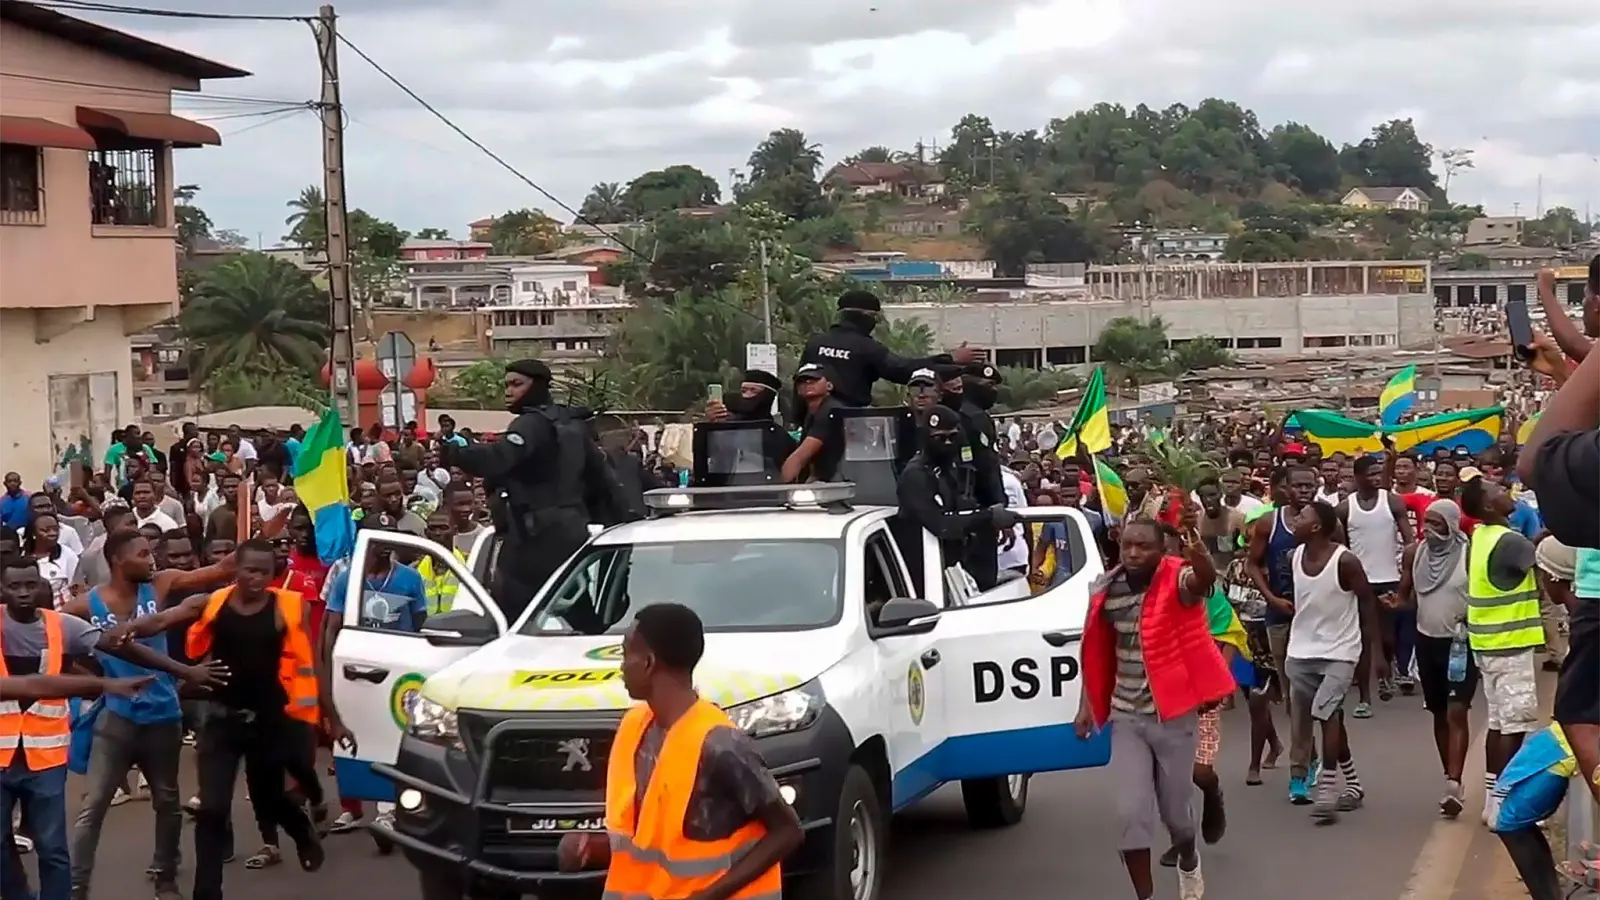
[407,694,460,746]
[727,681,825,738]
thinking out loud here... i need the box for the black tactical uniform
[798,289,954,408]
[937,364,1006,589]
[723,368,798,464]
[441,359,631,621]
[891,405,1017,598]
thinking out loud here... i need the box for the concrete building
[885,261,1437,368]
[1464,216,1525,246]
[1432,265,1590,309]
[129,323,193,420]
[1456,243,1566,271]
[0,0,247,479]
[1147,230,1228,263]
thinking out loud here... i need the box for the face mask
[841,309,878,336]
[723,392,772,419]
[925,431,962,461]
[939,389,964,409]
[1425,531,1453,548]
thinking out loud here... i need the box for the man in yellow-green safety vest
[1461,471,1545,826]
[420,510,470,615]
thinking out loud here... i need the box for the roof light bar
[643,482,857,513]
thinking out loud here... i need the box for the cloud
[57,0,1596,241]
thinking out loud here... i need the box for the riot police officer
[440,359,629,620]
[891,405,1018,600]
[937,364,1006,589]
[799,288,976,408]
[703,368,797,479]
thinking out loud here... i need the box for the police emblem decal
[907,662,925,726]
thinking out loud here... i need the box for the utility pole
[758,239,772,343]
[316,4,357,425]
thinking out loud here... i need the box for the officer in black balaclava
[705,367,798,474]
[937,363,1006,589]
[891,405,1019,598]
[798,288,975,409]
[440,358,630,620]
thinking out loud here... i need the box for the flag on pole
[1378,364,1418,427]
[291,407,355,563]
[1056,367,1112,459]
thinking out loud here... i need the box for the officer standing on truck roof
[891,405,1018,601]
[938,363,1007,590]
[798,288,977,409]
[440,359,630,621]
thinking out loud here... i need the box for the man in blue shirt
[1,472,29,531]
[323,517,429,634]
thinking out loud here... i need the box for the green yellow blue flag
[1287,406,1503,457]
[1057,367,1112,459]
[1379,364,1418,427]
[291,407,354,563]
[1093,455,1127,520]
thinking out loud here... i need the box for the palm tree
[578,182,630,224]
[748,128,823,183]
[284,185,326,249]
[180,253,329,381]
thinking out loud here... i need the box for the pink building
[0,0,248,479]
[400,237,492,261]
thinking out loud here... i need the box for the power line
[23,0,311,22]
[1,71,305,105]
[189,104,315,122]
[217,106,311,136]
[334,31,808,343]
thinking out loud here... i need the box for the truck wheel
[960,773,1029,829]
[791,765,885,900]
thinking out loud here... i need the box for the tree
[1525,207,1592,247]
[623,165,721,217]
[434,358,507,409]
[1170,337,1236,373]
[349,210,407,258]
[967,182,1102,277]
[205,362,327,412]
[579,182,631,223]
[994,367,1081,412]
[173,183,212,250]
[283,185,326,249]
[179,253,328,382]
[213,228,250,248]
[1340,119,1438,195]
[487,208,563,256]
[414,227,452,240]
[1094,317,1171,384]
[844,146,902,165]
[1266,123,1342,196]
[1224,230,1300,262]
[1437,148,1475,198]
[747,128,822,183]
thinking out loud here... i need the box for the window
[1507,284,1527,305]
[1235,337,1284,349]
[1433,285,1450,306]
[1568,282,1586,306]
[1478,284,1497,306]
[520,281,537,292]
[89,147,161,226]
[863,530,910,618]
[0,144,42,218]
[562,280,579,292]
[1046,345,1087,365]
[1305,336,1347,348]
[521,540,844,635]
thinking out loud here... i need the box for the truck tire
[960,773,1029,829]
[791,765,885,900]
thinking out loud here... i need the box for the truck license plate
[504,815,604,835]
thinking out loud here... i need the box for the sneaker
[1336,792,1364,812]
[13,833,32,854]
[182,730,196,747]
[183,795,200,816]
[1483,794,1502,828]
[1440,780,1464,819]
[1397,675,1417,696]
[1312,799,1340,825]
[110,786,133,807]
[1378,678,1395,702]
[1289,775,1312,805]
[329,811,363,834]
[1176,853,1205,900]
[1353,702,1373,719]
[373,809,396,832]
[1307,757,1321,788]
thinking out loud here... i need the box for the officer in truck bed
[799,288,976,408]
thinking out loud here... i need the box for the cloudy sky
[65,0,1600,243]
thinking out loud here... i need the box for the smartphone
[1505,296,1535,361]
[707,383,723,403]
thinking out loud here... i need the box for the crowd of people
[1,259,1596,900]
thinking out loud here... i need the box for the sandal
[1263,742,1283,770]
[1246,768,1263,786]
[243,845,282,869]
[1353,702,1373,719]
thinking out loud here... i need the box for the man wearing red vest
[1076,511,1235,900]
[557,603,802,900]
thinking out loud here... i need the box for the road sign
[376,331,416,432]
[745,342,777,377]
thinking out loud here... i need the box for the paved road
[31,696,1508,900]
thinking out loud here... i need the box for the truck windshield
[519,539,843,636]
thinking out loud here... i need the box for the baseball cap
[908,367,939,387]
[794,363,833,383]
[1457,466,1485,483]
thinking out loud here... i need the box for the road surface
[32,698,1517,900]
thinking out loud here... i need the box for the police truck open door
[331,529,509,801]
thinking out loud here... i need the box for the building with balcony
[0,0,247,479]
[887,261,1438,368]
[130,323,193,419]
[1147,230,1229,263]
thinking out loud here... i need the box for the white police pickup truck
[331,483,1110,900]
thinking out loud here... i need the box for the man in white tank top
[1337,456,1417,714]
[1285,501,1387,825]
